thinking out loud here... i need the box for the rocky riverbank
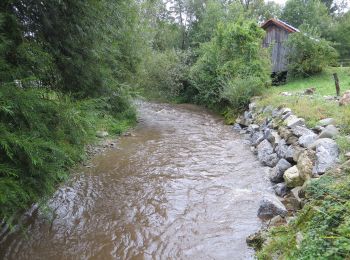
[235,98,342,249]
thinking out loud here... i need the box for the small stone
[284,166,304,188]
[312,125,324,134]
[247,124,260,133]
[249,102,257,111]
[346,152,350,159]
[269,215,285,226]
[280,92,292,96]
[96,131,109,138]
[304,88,316,95]
[232,123,242,131]
[257,196,288,219]
[318,118,336,127]
[240,130,247,134]
[296,232,304,249]
[273,183,289,197]
[286,135,299,145]
[339,90,350,106]
[284,115,305,128]
[318,125,339,139]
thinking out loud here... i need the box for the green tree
[287,26,338,77]
[282,0,331,35]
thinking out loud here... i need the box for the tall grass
[0,86,136,225]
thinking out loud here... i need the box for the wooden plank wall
[263,25,290,72]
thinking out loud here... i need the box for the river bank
[235,87,350,258]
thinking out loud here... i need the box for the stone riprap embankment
[234,100,340,220]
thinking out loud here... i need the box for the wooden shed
[261,18,299,73]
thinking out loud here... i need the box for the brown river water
[0,101,274,260]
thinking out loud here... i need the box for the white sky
[269,0,286,5]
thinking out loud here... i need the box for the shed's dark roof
[261,18,299,33]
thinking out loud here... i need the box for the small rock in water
[257,196,288,219]
[96,131,109,138]
[345,152,350,159]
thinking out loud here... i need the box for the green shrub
[287,26,338,77]
[190,19,270,111]
[138,49,190,100]
[0,86,136,225]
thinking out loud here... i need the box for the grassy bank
[0,86,136,225]
[255,67,350,259]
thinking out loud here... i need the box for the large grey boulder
[314,138,339,174]
[273,183,289,197]
[284,115,305,128]
[257,196,288,219]
[284,166,304,188]
[269,159,292,183]
[318,125,339,139]
[299,133,318,148]
[318,118,335,127]
[257,140,279,167]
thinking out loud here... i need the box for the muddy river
[0,102,273,259]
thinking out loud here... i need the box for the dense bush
[0,86,135,225]
[138,49,190,100]
[190,20,270,110]
[287,27,338,77]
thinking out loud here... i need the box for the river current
[0,102,273,260]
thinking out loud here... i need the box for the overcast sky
[269,0,286,4]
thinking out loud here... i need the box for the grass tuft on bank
[0,86,136,226]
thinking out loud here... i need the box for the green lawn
[272,67,350,96]
[258,67,350,134]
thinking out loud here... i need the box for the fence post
[333,73,340,97]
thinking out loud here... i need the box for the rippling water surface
[0,102,273,259]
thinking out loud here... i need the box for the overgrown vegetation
[0,0,138,224]
[287,26,338,77]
